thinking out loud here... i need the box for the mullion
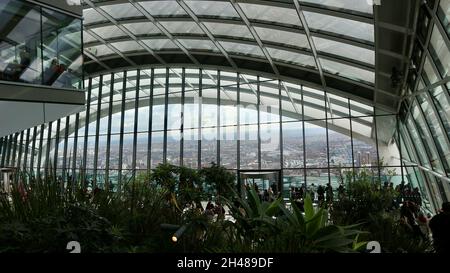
[62,117,69,184]
[257,77,261,170]
[279,80,283,179]
[44,122,52,177]
[105,73,114,188]
[396,115,405,182]
[325,92,331,184]
[23,129,30,170]
[0,137,3,164]
[348,99,355,181]
[301,85,307,190]
[198,69,202,169]
[217,70,221,166]
[53,119,61,179]
[132,69,140,180]
[237,73,241,171]
[11,133,19,168]
[82,78,93,187]
[147,68,154,172]
[5,135,12,167]
[180,68,185,166]
[118,71,127,188]
[71,113,80,187]
[93,75,103,187]
[278,81,284,195]
[163,68,169,164]
[37,124,44,178]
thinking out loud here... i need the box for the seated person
[43,58,61,85]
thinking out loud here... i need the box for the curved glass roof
[82,0,378,108]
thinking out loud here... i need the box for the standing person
[429,202,450,253]
[325,183,333,204]
[317,185,325,206]
[337,183,345,200]
[417,212,430,240]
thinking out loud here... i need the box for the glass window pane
[160,21,204,34]
[140,1,186,16]
[85,44,114,57]
[261,123,280,169]
[239,3,302,26]
[282,121,303,168]
[83,8,106,25]
[136,132,148,169]
[300,0,373,14]
[429,25,450,78]
[438,0,450,39]
[151,131,164,168]
[429,86,450,138]
[101,3,141,19]
[204,22,253,39]
[254,27,310,49]
[167,130,181,166]
[202,127,217,167]
[304,11,374,42]
[418,93,450,174]
[305,121,328,168]
[183,128,198,169]
[321,58,375,84]
[0,3,42,84]
[240,124,258,169]
[266,47,317,68]
[123,22,160,36]
[328,119,352,167]
[412,102,443,173]
[313,36,374,65]
[185,0,239,18]
[220,41,265,58]
[142,39,178,50]
[179,39,219,52]
[422,56,440,85]
[111,40,143,53]
[220,126,237,169]
[42,8,82,88]
[90,25,126,40]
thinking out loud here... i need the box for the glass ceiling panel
[139,1,187,16]
[220,41,265,58]
[304,11,374,42]
[101,3,141,19]
[179,39,219,52]
[313,36,374,65]
[160,21,204,34]
[90,25,127,40]
[142,39,178,50]
[83,31,97,44]
[320,58,374,84]
[266,47,316,68]
[123,22,161,36]
[83,8,106,25]
[111,40,143,53]
[254,27,310,49]
[185,0,239,18]
[85,44,114,57]
[300,0,374,15]
[203,22,253,39]
[239,3,302,27]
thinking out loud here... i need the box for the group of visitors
[290,182,335,206]
[244,182,279,202]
